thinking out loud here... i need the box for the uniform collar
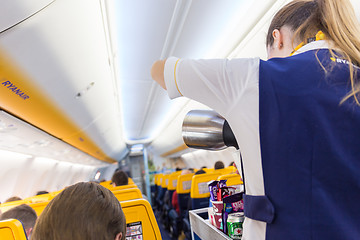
[291,40,330,56]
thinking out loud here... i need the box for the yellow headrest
[0,200,31,214]
[128,178,135,185]
[109,184,138,191]
[203,168,214,173]
[120,199,161,239]
[28,201,50,216]
[0,219,28,240]
[214,166,236,175]
[176,173,194,194]
[100,180,112,188]
[25,193,53,203]
[217,173,243,186]
[190,172,222,199]
[113,188,142,202]
[167,171,182,190]
[49,189,63,197]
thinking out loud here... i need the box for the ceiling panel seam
[137,0,193,137]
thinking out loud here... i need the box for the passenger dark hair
[266,0,360,104]
[0,204,37,236]
[111,170,129,187]
[36,191,49,196]
[32,182,126,240]
[5,196,22,203]
[175,167,182,171]
[214,161,225,170]
[229,161,235,167]
[194,169,206,175]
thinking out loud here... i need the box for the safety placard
[198,182,209,194]
[126,221,143,240]
[182,180,191,190]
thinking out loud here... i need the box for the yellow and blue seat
[121,198,162,239]
[112,187,143,202]
[217,173,243,192]
[0,219,28,240]
[190,172,222,209]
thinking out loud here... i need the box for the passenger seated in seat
[187,169,206,211]
[0,204,37,239]
[35,191,49,196]
[214,160,224,170]
[171,169,194,214]
[111,170,129,187]
[5,196,22,202]
[31,182,126,240]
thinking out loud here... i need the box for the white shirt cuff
[164,57,182,99]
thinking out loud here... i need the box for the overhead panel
[0,0,54,33]
[115,0,178,141]
[0,0,127,162]
[0,111,105,166]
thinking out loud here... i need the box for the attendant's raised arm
[151,59,167,90]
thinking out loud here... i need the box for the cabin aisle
[154,210,174,240]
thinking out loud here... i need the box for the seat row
[152,166,243,239]
[0,178,161,240]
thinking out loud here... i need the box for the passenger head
[32,182,126,240]
[36,191,49,196]
[194,169,206,175]
[181,169,194,175]
[214,161,225,170]
[266,0,360,103]
[0,204,37,238]
[5,196,22,203]
[111,170,129,187]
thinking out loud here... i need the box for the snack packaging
[218,179,227,188]
[217,186,236,201]
[208,180,219,201]
[222,192,244,234]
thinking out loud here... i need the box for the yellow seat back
[154,174,159,185]
[121,199,161,239]
[214,166,237,175]
[112,188,143,202]
[100,180,112,188]
[161,174,170,189]
[202,168,213,173]
[156,174,164,187]
[0,219,27,240]
[167,171,182,191]
[218,173,243,192]
[191,172,222,198]
[49,189,63,197]
[0,200,31,213]
[28,201,50,216]
[176,173,194,194]
[217,173,243,185]
[25,193,53,203]
[108,184,138,191]
[128,178,135,185]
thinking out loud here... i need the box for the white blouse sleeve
[164,56,260,113]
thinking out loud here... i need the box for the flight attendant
[151,0,360,239]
